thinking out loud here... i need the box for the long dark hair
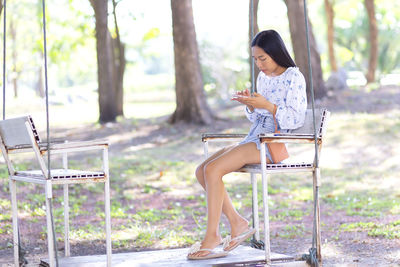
[251,30,296,68]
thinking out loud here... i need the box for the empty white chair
[0,115,112,267]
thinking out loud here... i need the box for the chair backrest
[291,109,330,138]
[0,116,41,148]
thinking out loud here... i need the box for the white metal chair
[202,108,330,264]
[0,115,112,267]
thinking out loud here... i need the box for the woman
[188,30,307,260]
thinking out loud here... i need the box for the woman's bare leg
[190,143,261,257]
[195,146,249,240]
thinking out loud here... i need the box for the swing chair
[202,0,329,266]
[0,1,112,267]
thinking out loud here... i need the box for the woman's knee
[195,164,204,180]
[203,161,222,184]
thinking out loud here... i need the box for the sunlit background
[1,0,399,128]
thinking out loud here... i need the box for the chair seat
[14,169,105,181]
[238,162,314,174]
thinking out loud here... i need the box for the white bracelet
[246,106,254,114]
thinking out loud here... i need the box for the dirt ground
[0,85,400,266]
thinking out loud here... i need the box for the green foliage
[334,0,400,75]
[142,28,160,42]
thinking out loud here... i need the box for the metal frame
[202,109,330,265]
[0,116,112,267]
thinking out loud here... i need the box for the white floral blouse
[245,67,307,129]
[239,67,307,157]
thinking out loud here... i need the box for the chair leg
[103,148,112,267]
[63,152,70,257]
[105,178,112,266]
[10,179,19,267]
[63,184,70,257]
[313,168,322,262]
[260,144,271,264]
[251,173,260,241]
[45,185,55,267]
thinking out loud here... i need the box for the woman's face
[252,46,285,76]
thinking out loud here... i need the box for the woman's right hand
[231,89,251,100]
[231,89,254,112]
[234,89,251,98]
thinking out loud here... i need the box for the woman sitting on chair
[188,29,307,260]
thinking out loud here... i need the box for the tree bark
[364,0,378,83]
[324,0,337,72]
[111,0,125,116]
[37,65,45,98]
[170,0,213,124]
[249,0,260,90]
[89,0,117,123]
[9,11,18,98]
[284,0,327,101]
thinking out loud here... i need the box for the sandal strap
[188,242,201,254]
[223,228,254,249]
[188,242,221,254]
[197,248,213,252]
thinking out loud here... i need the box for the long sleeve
[244,73,265,122]
[275,69,307,129]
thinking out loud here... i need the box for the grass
[0,91,399,260]
[340,220,400,239]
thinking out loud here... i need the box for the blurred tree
[284,0,327,101]
[364,0,378,83]
[36,2,45,98]
[324,0,337,72]
[111,0,125,116]
[249,0,260,87]
[9,5,20,98]
[89,0,118,123]
[170,0,213,124]
[335,0,399,77]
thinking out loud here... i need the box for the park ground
[0,85,399,266]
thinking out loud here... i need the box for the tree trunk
[9,12,18,98]
[37,65,45,98]
[170,0,213,124]
[249,0,260,90]
[324,0,337,72]
[364,0,378,84]
[284,0,327,101]
[89,0,117,123]
[111,0,125,117]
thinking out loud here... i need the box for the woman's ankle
[229,217,249,236]
[201,233,222,247]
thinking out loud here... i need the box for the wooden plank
[40,246,304,267]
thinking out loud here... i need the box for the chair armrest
[202,133,247,142]
[42,140,109,154]
[259,133,321,144]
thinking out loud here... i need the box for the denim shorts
[239,113,289,162]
